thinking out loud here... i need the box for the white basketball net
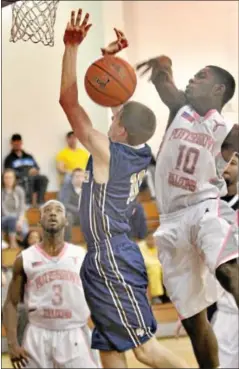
[10,1,59,47]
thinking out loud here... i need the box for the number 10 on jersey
[175,145,200,175]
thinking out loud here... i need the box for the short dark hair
[207,66,236,106]
[66,131,74,138]
[11,133,22,141]
[72,168,84,174]
[120,101,156,146]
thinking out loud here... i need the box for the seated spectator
[58,168,84,242]
[139,233,164,304]
[20,229,42,249]
[4,134,48,206]
[128,201,148,241]
[2,169,28,249]
[56,131,89,185]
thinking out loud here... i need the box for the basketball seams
[114,57,137,87]
[92,62,132,96]
[85,77,122,106]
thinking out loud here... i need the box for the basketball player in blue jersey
[59,8,188,369]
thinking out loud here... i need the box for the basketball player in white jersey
[137,56,239,368]
[212,148,238,368]
[3,200,100,369]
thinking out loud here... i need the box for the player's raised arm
[136,56,186,114]
[3,255,30,368]
[59,9,110,162]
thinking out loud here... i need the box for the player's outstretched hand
[63,9,92,46]
[136,55,172,82]
[9,343,31,369]
[101,28,128,55]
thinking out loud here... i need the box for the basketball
[84,55,137,107]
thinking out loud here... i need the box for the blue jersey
[80,141,152,245]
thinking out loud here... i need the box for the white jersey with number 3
[22,243,90,330]
[156,105,233,214]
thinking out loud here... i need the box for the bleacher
[2,190,181,346]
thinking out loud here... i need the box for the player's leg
[23,324,52,368]
[99,336,188,369]
[154,211,221,369]
[181,309,219,368]
[216,259,239,307]
[53,327,99,369]
[81,238,188,369]
[133,336,188,368]
[100,351,127,368]
[213,310,239,368]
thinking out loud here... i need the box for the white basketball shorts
[154,198,238,319]
[213,310,239,368]
[23,324,100,368]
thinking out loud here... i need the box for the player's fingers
[135,61,149,70]
[70,10,75,27]
[20,358,27,368]
[75,8,82,26]
[81,12,90,27]
[66,22,71,30]
[139,65,152,77]
[11,359,20,369]
[117,30,125,38]
[12,362,18,369]
[16,361,22,369]
[85,23,92,33]
[10,360,16,369]
[113,28,120,39]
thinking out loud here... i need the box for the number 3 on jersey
[175,145,200,175]
[52,284,63,306]
[127,170,146,204]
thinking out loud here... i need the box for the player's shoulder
[21,244,38,258]
[65,243,87,257]
[111,141,151,155]
[172,104,192,122]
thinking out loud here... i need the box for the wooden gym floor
[2,337,197,368]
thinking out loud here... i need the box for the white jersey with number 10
[156,105,233,214]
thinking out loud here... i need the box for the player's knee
[215,260,237,291]
[182,311,208,339]
[181,317,198,338]
[133,338,155,364]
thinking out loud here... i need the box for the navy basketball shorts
[80,234,157,352]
